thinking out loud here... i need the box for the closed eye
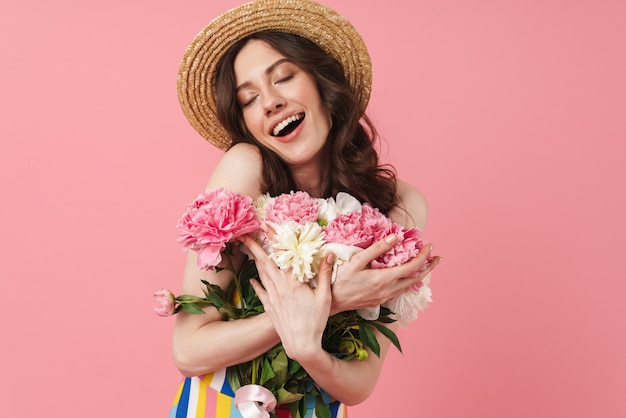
[275,74,294,84]
[240,94,258,108]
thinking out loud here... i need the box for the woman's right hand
[329,234,441,315]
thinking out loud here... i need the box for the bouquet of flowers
[154,188,433,418]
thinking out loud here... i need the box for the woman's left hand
[239,235,335,363]
[330,234,440,315]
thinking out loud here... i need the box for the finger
[405,254,441,278]
[250,278,269,305]
[252,262,278,295]
[391,243,434,278]
[261,223,277,241]
[238,235,262,256]
[351,234,399,267]
[389,278,421,299]
[389,256,441,297]
[421,255,442,275]
[372,246,434,294]
[316,252,335,297]
[239,235,273,269]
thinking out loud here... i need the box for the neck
[289,155,328,198]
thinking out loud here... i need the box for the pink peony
[323,203,392,248]
[264,191,320,224]
[153,289,175,317]
[177,188,260,270]
[371,224,425,269]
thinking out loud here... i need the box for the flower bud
[153,289,176,317]
[338,340,356,355]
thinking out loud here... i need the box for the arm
[172,143,281,376]
[240,182,440,405]
[288,260,402,405]
[242,235,430,405]
[389,179,429,231]
[312,181,439,403]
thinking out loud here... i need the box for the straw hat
[177,0,372,150]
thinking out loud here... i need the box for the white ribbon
[233,384,277,418]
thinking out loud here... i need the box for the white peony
[384,273,433,327]
[253,193,272,221]
[267,221,326,283]
[317,192,362,225]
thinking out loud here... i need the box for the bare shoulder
[206,143,264,197]
[388,179,429,231]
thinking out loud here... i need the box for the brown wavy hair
[215,31,397,214]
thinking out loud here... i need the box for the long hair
[215,31,397,214]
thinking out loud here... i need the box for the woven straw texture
[177,0,372,150]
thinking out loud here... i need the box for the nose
[263,90,286,116]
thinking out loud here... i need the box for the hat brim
[177,0,372,150]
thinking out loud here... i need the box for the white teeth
[272,113,303,136]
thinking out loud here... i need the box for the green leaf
[376,306,397,323]
[358,322,380,357]
[314,395,331,418]
[375,315,396,324]
[259,356,276,385]
[238,261,264,310]
[276,387,304,404]
[180,303,206,315]
[370,321,403,353]
[288,402,300,418]
[226,366,243,392]
[291,364,308,380]
[298,395,307,418]
[288,359,302,375]
[379,306,395,316]
[272,349,288,383]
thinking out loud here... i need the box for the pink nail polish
[385,234,397,244]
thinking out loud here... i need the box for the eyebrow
[235,58,291,93]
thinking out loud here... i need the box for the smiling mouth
[272,113,305,137]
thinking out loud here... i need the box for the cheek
[242,111,261,135]
[317,103,332,133]
[310,90,331,129]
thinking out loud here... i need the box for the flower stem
[251,357,258,385]
[223,250,244,315]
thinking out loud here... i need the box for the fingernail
[385,234,397,244]
[327,253,336,263]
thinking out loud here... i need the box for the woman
[171,1,441,417]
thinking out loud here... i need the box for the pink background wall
[1,0,624,417]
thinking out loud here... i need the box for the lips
[271,113,305,137]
